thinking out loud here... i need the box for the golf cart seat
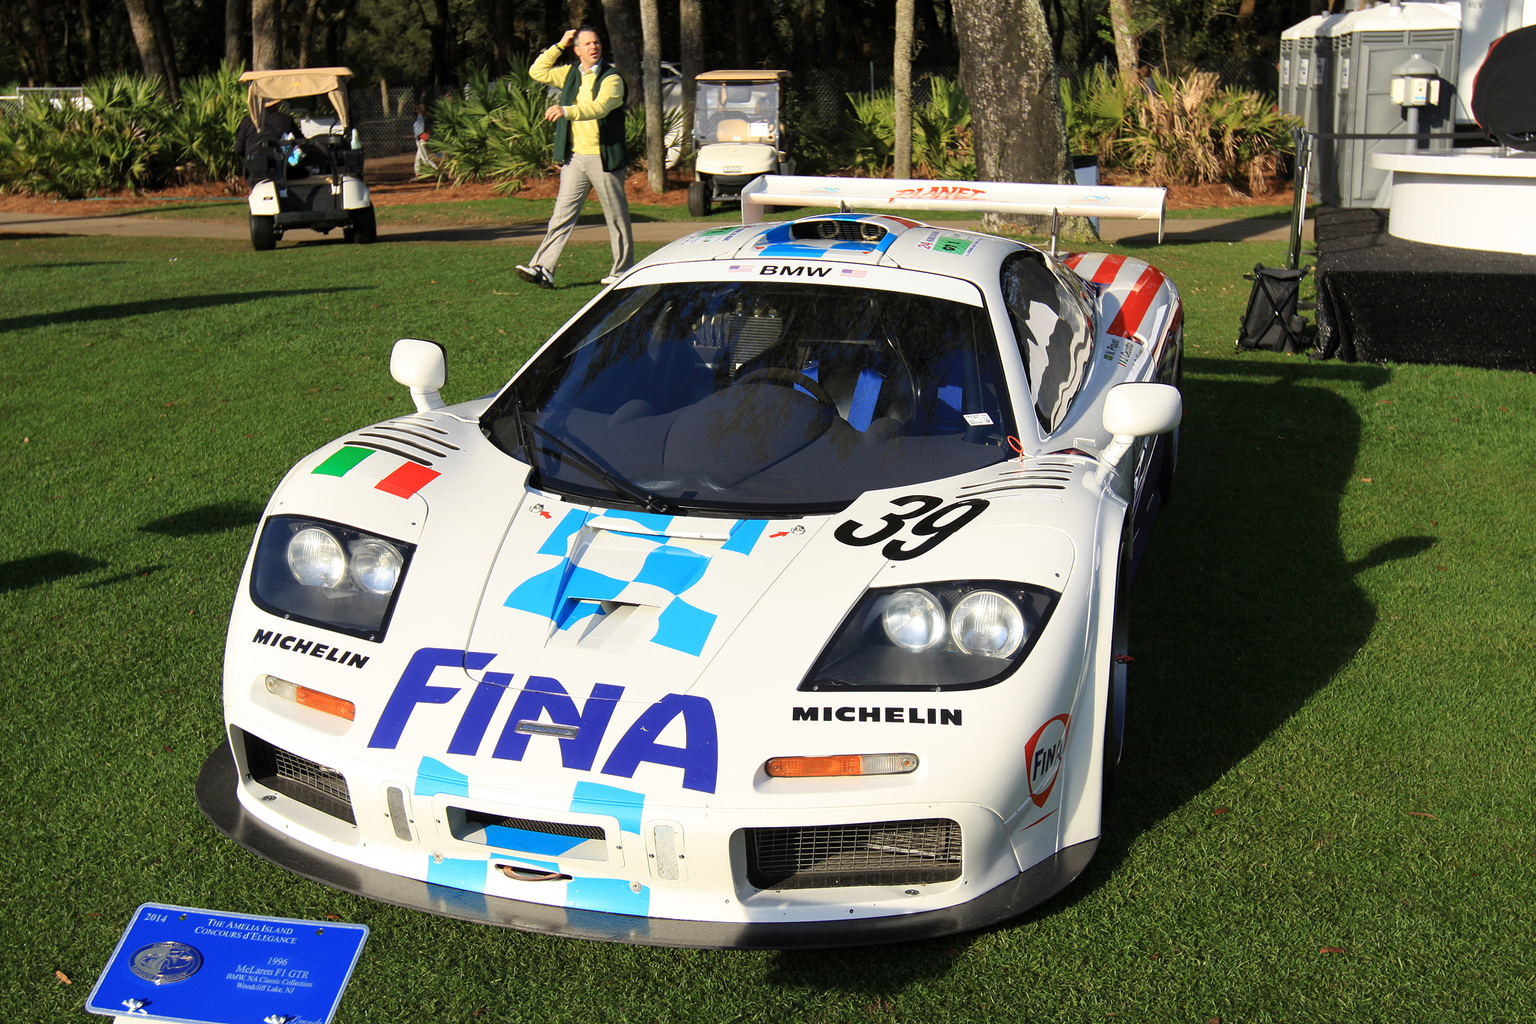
[715,118,753,142]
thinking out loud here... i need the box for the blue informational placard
[86,903,368,1024]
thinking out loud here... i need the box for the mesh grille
[461,809,604,841]
[726,314,785,371]
[745,818,961,889]
[791,219,889,243]
[243,732,355,825]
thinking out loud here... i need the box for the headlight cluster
[250,515,415,642]
[800,581,1058,692]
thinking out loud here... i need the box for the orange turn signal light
[765,753,918,778]
[265,675,356,721]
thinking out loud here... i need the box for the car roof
[630,215,1026,286]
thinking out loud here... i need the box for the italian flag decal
[313,446,440,499]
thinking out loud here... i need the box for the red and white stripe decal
[1106,265,1167,339]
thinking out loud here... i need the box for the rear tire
[350,206,377,244]
[249,214,276,251]
[687,179,712,218]
[1102,526,1133,803]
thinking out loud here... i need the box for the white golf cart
[687,69,793,217]
[239,67,375,250]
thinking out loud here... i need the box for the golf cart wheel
[688,179,712,218]
[249,215,277,251]
[350,206,377,244]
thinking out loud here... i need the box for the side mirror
[1100,382,1182,466]
[391,338,446,412]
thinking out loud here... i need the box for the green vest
[552,62,628,173]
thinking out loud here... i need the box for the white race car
[198,176,1183,948]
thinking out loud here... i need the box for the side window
[1001,252,1094,435]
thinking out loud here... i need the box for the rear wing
[739,174,1167,248]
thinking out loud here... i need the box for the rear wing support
[740,175,1167,251]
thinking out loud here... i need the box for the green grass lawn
[33,185,1303,228]
[1,229,1532,1023]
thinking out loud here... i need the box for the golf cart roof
[240,67,354,129]
[695,70,790,84]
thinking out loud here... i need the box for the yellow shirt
[530,44,626,156]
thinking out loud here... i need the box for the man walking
[516,26,634,288]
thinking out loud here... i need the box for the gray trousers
[530,153,634,278]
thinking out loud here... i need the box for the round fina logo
[128,941,202,985]
[1025,714,1071,808]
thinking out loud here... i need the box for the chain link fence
[0,86,89,118]
[346,84,423,158]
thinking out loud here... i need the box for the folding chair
[1237,264,1310,353]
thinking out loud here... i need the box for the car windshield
[483,278,1014,516]
[696,81,779,142]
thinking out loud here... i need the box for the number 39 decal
[833,495,990,561]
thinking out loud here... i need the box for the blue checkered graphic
[504,511,767,657]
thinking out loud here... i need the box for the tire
[1158,349,1184,505]
[350,206,377,244]
[1102,525,1133,803]
[687,179,712,218]
[249,214,276,251]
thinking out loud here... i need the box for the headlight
[287,527,347,588]
[249,515,416,642]
[950,590,1026,658]
[881,589,946,651]
[350,538,405,596]
[800,581,1058,692]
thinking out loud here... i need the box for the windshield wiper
[509,394,682,516]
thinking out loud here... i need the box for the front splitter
[196,739,1097,949]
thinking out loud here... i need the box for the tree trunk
[27,0,52,84]
[251,0,279,69]
[734,2,750,66]
[225,0,243,67]
[679,0,701,164]
[893,0,914,179]
[79,0,101,79]
[297,0,320,66]
[817,0,838,65]
[953,0,1090,239]
[123,0,169,88]
[144,0,179,98]
[420,0,452,88]
[1108,0,1139,80]
[598,0,640,105]
[640,0,664,192]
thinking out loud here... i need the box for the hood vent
[959,460,1076,498]
[345,416,460,466]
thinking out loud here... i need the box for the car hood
[274,408,1083,719]
[462,491,859,705]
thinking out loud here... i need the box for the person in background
[413,102,438,177]
[234,98,302,184]
[515,25,633,289]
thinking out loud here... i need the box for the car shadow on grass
[139,501,264,537]
[765,355,1435,984]
[1056,355,1419,909]
[0,551,108,593]
[0,288,367,334]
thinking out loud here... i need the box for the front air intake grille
[243,732,355,825]
[459,809,605,842]
[745,818,961,889]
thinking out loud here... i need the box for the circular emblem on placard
[129,941,202,985]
